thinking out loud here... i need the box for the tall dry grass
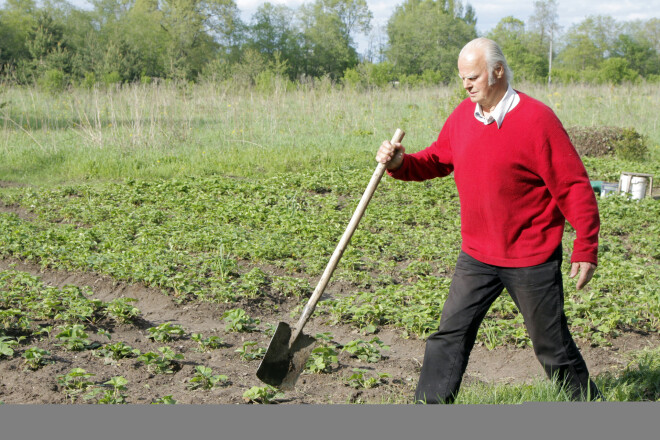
[1,80,658,184]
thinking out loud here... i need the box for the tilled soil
[0,258,657,404]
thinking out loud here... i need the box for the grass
[1,81,658,185]
[365,347,660,404]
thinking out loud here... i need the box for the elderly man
[376,37,602,403]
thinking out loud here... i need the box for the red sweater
[389,92,599,267]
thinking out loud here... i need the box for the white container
[620,173,632,194]
[630,176,648,200]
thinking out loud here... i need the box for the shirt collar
[474,84,519,128]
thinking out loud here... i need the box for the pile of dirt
[566,126,648,160]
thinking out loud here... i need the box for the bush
[364,62,394,88]
[82,72,96,89]
[597,58,640,85]
[38,69,65,93]
[342,67,362,89]
[102,71,122,86]
[614,127,649,161]
[566,126,648,160]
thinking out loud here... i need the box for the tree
[386,0,477,80]
[528,0,560,84]
[155,0,242,79]
[612,33,659,78]
[558,15,620,72]
[297,0,372,79]
[487,16,547,82]
[246,2,302,77]
[0,0,38,71]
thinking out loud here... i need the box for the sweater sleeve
[537,111,600,265]
[387,119,455,181]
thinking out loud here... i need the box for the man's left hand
[569,262,597,290]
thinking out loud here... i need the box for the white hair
[459,37,513,85]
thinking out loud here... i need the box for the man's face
[457,49,504,112]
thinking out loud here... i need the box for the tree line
[1,0,658,90]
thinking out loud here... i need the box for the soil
[0,257,658,405]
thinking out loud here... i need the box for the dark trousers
[415,248,601,404]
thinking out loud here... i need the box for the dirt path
[0,258,657,404]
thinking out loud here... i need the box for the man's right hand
[376,140,405,171]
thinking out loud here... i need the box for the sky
[58,0,660,54]
[234,0,660,53]
[234,0,660,32]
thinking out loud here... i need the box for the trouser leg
[414,252,504,404]
[498,252,602,401]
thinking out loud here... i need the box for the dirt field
[1,257,656,405]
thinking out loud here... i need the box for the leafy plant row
[0,269,394,403]
[0,169,658,346]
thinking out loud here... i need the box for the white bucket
[630,176,648,200]
[620,173,632,194]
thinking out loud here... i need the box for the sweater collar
[474,84,520,128]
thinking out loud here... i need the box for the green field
[0,82,659,403]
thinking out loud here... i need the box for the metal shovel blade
[256,322,316,390]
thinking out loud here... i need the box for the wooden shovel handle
[291,128,405,341]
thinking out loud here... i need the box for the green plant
[22,347,51,370]
[86,376,129,404]
[152,395,177,404]
[36,325,53,339]
[55,324,98,351]
[263,322,277,337]
[222,309,259,333]
[97,328,112,340]
[344,368,391,389]
[305,346,338,373]
[188,366,228,390]
[138,347,183,374]
[242,386,283,404]
[105,298,140,323]
[614,127,649,161]
[342,337,390,363]
[57,368,96,402]
[235,341,266,361]
[39,69,66,93]
[147,322,186,342]
[0,336,19,358]
[96,342,140,362]
[238,267,270,298]
[0,309,30,333]
[191,333,225,352]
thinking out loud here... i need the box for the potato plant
[22,347,51,370]
[188,366,228,390]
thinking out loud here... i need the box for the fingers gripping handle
[291,129,405,340]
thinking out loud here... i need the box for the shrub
[597,58,639,85]
[342,67,362,89]
[102,71,122,86]
[614,128,649,161]
[38,69,65,93]
[82,72,96,89]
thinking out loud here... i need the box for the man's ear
[495,64,504,79]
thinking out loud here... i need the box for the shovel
[256,128,405,390]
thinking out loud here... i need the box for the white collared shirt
[474,84,520,128]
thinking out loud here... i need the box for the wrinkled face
[457,49,504,112]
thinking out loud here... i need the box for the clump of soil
[566,126,648,159]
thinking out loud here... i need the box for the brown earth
[0,257,657,405]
